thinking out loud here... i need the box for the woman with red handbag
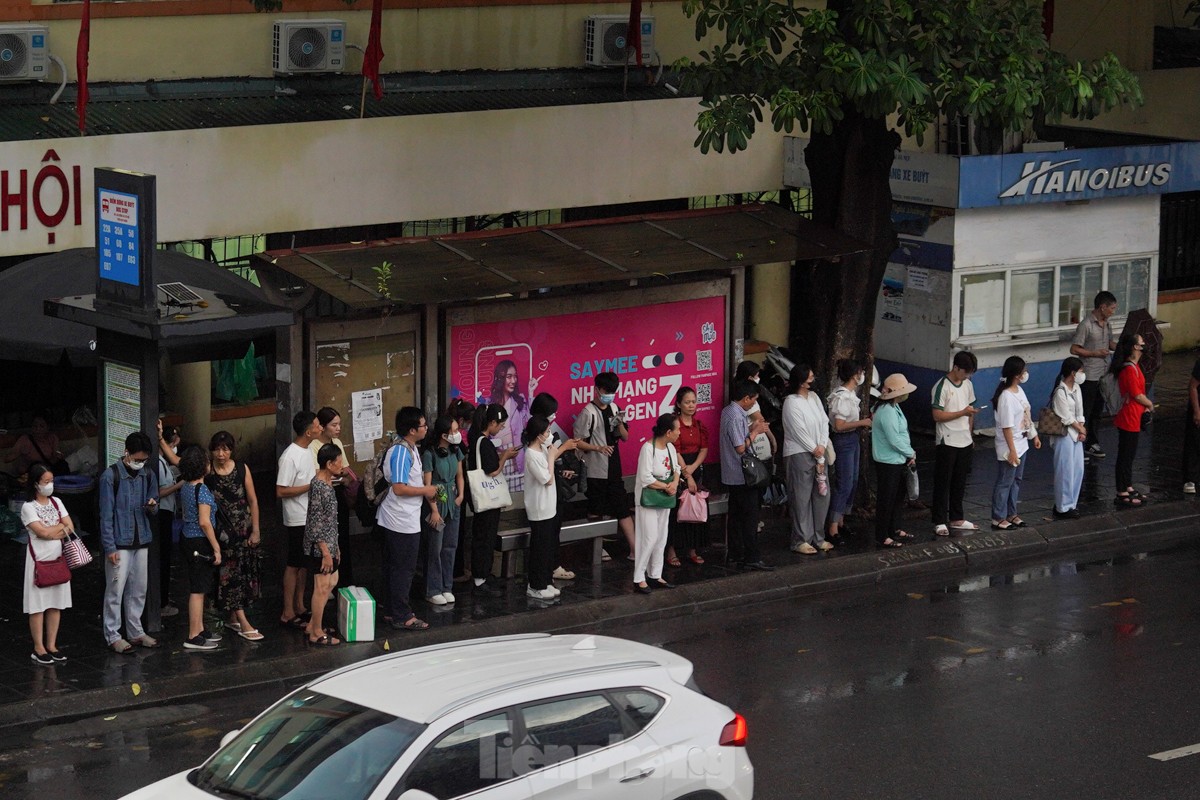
[21,463,73,665]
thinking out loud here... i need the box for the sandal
[666,556,682,567]
[280,616,307,630]
[688,553,705,565]
[401,617,430,631]
[880,538,903,548]
[990,520,1014,531]
[1114,494,1143,507]
[895,530,915,540]
[307,633,341,647]
[1009,517,1027,528]
[237,629,265,641]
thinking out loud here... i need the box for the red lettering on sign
[41,149,60,163]
[1,169,28,231]
[33,164,69,228]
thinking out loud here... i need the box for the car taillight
[719,713,747,746]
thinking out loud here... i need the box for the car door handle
[620,767,655,783]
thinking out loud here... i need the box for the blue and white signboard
[958,142,1200,208]
[97,189,140,286]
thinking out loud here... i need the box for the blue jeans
[991,457,1027,521]
[424,514,461,598]
[1052,436,1084,512]
[829,431,860,522]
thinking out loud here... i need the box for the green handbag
[640,470,677,509]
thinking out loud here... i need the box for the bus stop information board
[97,189,140,286]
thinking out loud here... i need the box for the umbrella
[0,248,272,366]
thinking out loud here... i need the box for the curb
[4,500,1196,732]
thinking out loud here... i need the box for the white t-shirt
[22,498,69,560]
[931,375,976,448]
[377,441,423,534]
[827,386,860,425]
[993,387,1033,461]
[523,444,556,522]
[277,442,315,527]
[781,392,830,458]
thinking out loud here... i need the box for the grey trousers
[787,452,831,547]
[103,547,149,645]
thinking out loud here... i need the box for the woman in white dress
[22,463,73,665]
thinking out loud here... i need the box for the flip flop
[280,616,307,630]
[401,617,430,631]
[237,629,265,641]
[880,538,903,548]
[307,633,341,646]
[991,520,1014,530]
[666,557,682,567]
[896,531,915,540]
[688,554,705,565]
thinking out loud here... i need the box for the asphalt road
[3,542,1199,800]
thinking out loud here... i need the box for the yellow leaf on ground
[1101,601,1123,607]
[383,640,390,651]
[1122,598,1138,604]
[796,649,811,654]
[132,684,141,696]
[965,647,987,655]
[907,593,925,600]
[103,716,117,721]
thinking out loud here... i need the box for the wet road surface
[2,543,1199,800]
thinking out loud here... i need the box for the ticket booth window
[1057,263,1103,326]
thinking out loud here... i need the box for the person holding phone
[930,350,980,537]
[522,415,578,600]
[467,404,519,597]
[991,356,1041,530]
[178,446,222,651]
[421,415,466,606]
[1112,333,1155,507]
[827,360,871,540]
[574,371,637,558]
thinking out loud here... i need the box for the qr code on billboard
[696,349,712,372]
[696,383,712,404]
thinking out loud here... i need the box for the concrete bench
[494,493,730,570]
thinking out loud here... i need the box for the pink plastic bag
[677,489,710,524]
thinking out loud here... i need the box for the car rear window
[189,690,424,800]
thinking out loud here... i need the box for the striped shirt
[377,441,423,533]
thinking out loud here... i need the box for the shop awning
[256,204,870,309]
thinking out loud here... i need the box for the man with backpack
[98,431,161,653]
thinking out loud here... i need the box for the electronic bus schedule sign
[95,167,157,315]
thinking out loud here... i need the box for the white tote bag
[468,435,512,512]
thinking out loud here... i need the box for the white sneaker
[1185,482,1196,494]
[442,591,455,603]
[545,584,561,597]
[427,593,447,606]
[526,586,556,600]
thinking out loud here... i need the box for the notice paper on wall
[351,388,383,443]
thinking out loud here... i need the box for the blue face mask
[599,393,616,405]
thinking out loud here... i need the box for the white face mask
[1019,372,1029,384]
[127,458,146,471]
[171,445,179,455]
[547,412,557,423]
[447,432,462,445]
[38,482,54,497]
[855,372,865,385]
[1075,371,1087,385]
[750,375,760,383]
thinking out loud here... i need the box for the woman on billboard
[488,358,539,493]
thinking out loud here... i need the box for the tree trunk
[789,109,900,390]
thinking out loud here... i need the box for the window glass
[402,712,512,799]
[959,272,1005,336]
[519,694,624,767]
[1127,258,1151,312]
[1108,260,1131,312]
[1058,263,1102,327]
[190,691,423,800]
[611,690,665,731]
[1009,269,1054,331]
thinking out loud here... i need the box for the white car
[121,633,754,800]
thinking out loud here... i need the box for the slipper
[600,550,613,562]
[552,566,576,580]
[280,616,307,630]
[666,557,682,567]
[227,622,242,632]
[307,633,341,647]
[991,520,1014,530]
[880,538,903,548]
[237,629,265,641]
[895,531,915,540]
[401,617,430,631]
[298,611,312,622]
[949,521,979,531]
[1114,494,1143,507]
[688,554,705,565]
[1009,517,1027,528]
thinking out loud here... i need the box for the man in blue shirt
[720,380,774,571]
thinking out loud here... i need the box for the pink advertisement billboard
[448,295,727,492]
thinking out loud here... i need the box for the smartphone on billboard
[474,344,534,406]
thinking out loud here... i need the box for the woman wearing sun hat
[872,373,918,548]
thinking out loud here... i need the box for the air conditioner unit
[272,20,345,75]
[0,24,49,82]
[585,15,655,67]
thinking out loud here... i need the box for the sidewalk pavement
[0,354,1196,732]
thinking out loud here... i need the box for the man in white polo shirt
[377,406,437,631]
[930,351,979,537]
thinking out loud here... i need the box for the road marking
[1148,743,1200,761]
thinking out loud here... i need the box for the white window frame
[952,252,1157,348]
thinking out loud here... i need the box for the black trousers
[1116,428,1139,492]
[471,508,501,581]
[875,463,907,544]
[931,443,973,525]
[1184,410,1200,484]
[727,485,762,564]
[527,515,559,590]
[334,484,354,586]
[156,509,175,607]
[1081,380,1105,447]
[381,526,420,623]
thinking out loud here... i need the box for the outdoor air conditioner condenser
[272,20,346,75]
[0,24,49,82]
[584,15,656,67]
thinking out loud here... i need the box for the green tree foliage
[680,0,1143,155]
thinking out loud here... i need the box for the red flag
[362,0,385,100]
[76,0,91,134]
[627,0,643,67]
